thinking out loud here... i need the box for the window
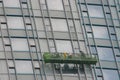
[7,17,24,29]
[35,18,44,30]
[0,60,8,73]
[31,0,40,9]
[0,39,4,51]
[39,40,49,52]
[97,47,114,61]
[92,26,109,39]
[3,0,20,7]
[11,38,29,51]
[102,69,119,80]
[56,40,72,53]
[47,0,63,10]
[88,5,104,17]
[90,47,97,54]
[0,52,5,59]
[51,19,68,31]
[15,61,33,73]
[87,32,93,38]
[116,28,120,40]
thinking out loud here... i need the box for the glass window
[31,0,40,9]
[35,18,44,30]
[3,0,20,7]
[0,75,9,80]
[47,0,63,10]
[95,69,102,76]
[51,19,68,31]
[11,38,29,51]
[15,61,33,73]
[116,28,120,40]
[8,60,14,67]
[102,69,119,80]
[88,5,104,17]
[0,60,8,73]
[90,47,97,54]
[39,40,49,52]
[87,33,92,38]
[7,17,24,29]
[92,26,109,39]
[97,47,114,61]
[0,39,4,51]
[0,52,5,59]
[56,40,72,53]
[108,0,115,5]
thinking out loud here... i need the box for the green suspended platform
[43,52,97,64]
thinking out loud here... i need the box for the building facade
[0,0,120,80]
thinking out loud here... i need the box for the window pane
[7,17,24,29]
[116,28,120,40]
[31,0,40,9]
[56,40,73,53]
[47,0,63,10]
[39,40,49,52]
[0,60,8,73]
[92,26,109,39]
[97,47,114,61]
[51,19,68,31]
[15,61,33,73]
[3,0,20,7]
[11,39,29,51]
[90,47,97,54]
[103,69,119,80]
[88,5,104,17]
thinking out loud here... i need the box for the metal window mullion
[27,1,46,80]
[1,1,18,80]
[37,0,57,80]
[77,0,103,80]
[38,0,53,53]
[114,0,120,48]
[62,0,77,60]
[44,0,57,53]
[77,0,95,80]
[106,0,120,79]
[81,1,97,80]
[68,0,82,53]
[18,1,37,80]
[60,0,75,80]
[84,1,105,80]
[29,0,48,80]
[77,0,91,58]
[69,0,86,80]
[25,0,44,80]
[44,0,64,79]
[0,21,11,80]
[75,0,89,79]
[101,0,120,79]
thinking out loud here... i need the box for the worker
[63,52,67,59]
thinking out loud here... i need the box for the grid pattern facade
[0,0,120,80]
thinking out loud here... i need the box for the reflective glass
[3,0,20,7]
[88,5,104,17]
[116,28,120,40]
[7,17,24,29]
[92,26,109,39]
[11,38,29,51]
[15,61,33,73]
[51,19,68,31]
[47,0,63,10]
[103,69,119,80]
[56,40,73,53]
[97,47,114,61]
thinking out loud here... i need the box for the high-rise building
[0,0,120,80]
